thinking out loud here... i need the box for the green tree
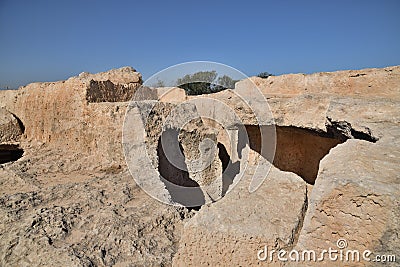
[217,75,236,89]
[151,78,166,87]
[176,71,235,95]
[257,72,273,78]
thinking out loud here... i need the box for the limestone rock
[236,66,400,99]
[0,65,399,266]
[173,165,308,266]
[0,108,23,144]
[288,136,400,267]
[74,66,142,84]
[157,87,187,104]
[0,67,143,171]
[0,169,191,266]
[172,66,400,266]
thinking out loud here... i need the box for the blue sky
[0,0,399,89]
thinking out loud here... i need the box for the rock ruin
[0,65,399,266]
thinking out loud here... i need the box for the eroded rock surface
[173,165,308,266]
[0,168,190,266]
[0,108,23,144]
[0,66,399,266]
[172,66,400,266]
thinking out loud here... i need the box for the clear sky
[0,0,399,89]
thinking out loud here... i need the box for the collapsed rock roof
[0,65,399,266]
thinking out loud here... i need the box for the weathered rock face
[124,100,225,207]
[76,66,142,85]
[172,66,400,266]
[0,67,142,171]
[173,165,308,266]
[236,66,400,98]
[157,87,187,104]
[0,108,24,164]
[288,138,400,267]
[0,67,195,266]
[0,168,191,266]
[0,108,23,144]
[0,65,399,266]
[86,80,139,103]
[245,125,344,184]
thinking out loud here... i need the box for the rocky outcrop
[172,66,400,266]
[0,108,24,164]
[173,165,308,266]
[236,66,400,98]
[0,169,191,266]
[0,65,399,266]
[288,138,400,267]
[0,108,23,144]
[0,67,194,266]
[76,66,142,85]
[0,67,142,172]
[124,100,225,207]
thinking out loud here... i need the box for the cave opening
[217,142,241,196]
[157,128,205,209]
[0,144,24,164]
[244,125,345,185]
[156,121,377,207]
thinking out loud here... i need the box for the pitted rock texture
[0,139,193,266]
[173,165,308,266]
[172,66,400,266]
[75,66,142,84]
[0,108,23,144]
[0,65,399,266]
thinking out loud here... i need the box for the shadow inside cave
[217,142,240,196]
[157,128,205,209]
[156,122,372,206]
[0,145,24,164]
[244,125,344,185]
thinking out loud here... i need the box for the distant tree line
[171,70,274,95]
[257,72,273,78]
[176,71,237,95]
